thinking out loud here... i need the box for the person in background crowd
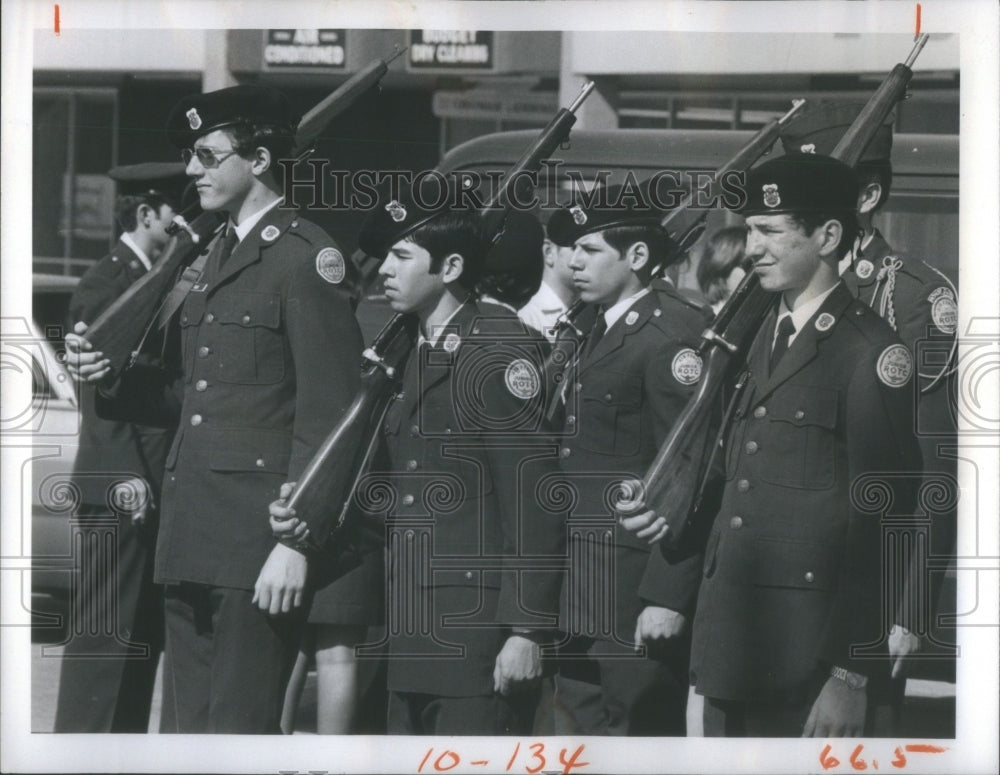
[696,226,751,315]
[518,209,579,342]
[54,162,183,733]
[549,180,706,736]
[64,84,370,733]
[781,102,959,733]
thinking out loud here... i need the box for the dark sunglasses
[181,147,240,168]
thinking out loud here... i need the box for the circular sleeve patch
[504,358,541,399]
[876,344,913,387]
[928,287,957,335]
[315,247,345,284]
[671,348,702,385]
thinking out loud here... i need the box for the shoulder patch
[261,224,281,242]
[504,358,541,399]
[315,247,345,284]
[877,344,913,388]
[671,348,702,385]
[928,287,957,335]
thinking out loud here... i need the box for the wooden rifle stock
[629,35,932,546]
[283,313,418,551]
[81,47,406,380]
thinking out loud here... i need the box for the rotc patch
[815,312,835,332]
[671,348,702,385]
[504,358,541,399]
[856,259,874,280]
[261,224,281,242]
[186,108,202,130]
[928,287,957,334]
[877,344,913,388]
[762,183,781,209]
[625,310,640,326]
[315,247,345,284]
[443,333,461,353]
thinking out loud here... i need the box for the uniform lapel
[406,300,477,417]
[578,291,656,378]
[116,241,149,283]
[755,283,853,399]
[213,206,295,287]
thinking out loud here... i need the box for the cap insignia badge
[762,183,781,209]
[569,205,588,226]
[186,108,202,131]
[385,200,407,223]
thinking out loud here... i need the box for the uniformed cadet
[323,177,566,735]
[65,84,369,733]
[477,208,545,316]
[627,153,923,736]
[518,209,579,342]
[781,103,958,722]
[548,181,707,736]
[54,162,184,733]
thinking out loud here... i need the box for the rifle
[541,99,806,423]
[276,84,596,551]
[83,46,407,380]
[620,34,932,547]
[481,81,596,241]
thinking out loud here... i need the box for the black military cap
[544,206,579,248]
[780,101,893,163]
[484,210,544,274]
[166,84,298,149]
[108,161,187,201]
[546,178,664,248]
[740,153,858,217]
[357,173,480,260]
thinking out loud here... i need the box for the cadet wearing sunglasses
[67,84,377,734]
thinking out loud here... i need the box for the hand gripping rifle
[542,98,806,423]
[619,34,931,547]
[82,46,407,380]
[276,82,596,551]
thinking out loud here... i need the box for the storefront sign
[264,29,346,69]
[408,30,494,71]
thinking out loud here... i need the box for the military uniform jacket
[844,230,958,619]
[559,287,707,643]
[71,240,173,506]
[99,208,363,589]
[690,282,922,702]
[377,300,567,697]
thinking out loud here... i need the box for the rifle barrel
[906,34,930,67]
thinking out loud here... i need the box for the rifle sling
[126,247,212,372]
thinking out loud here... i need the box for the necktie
[585,314,607,359]
[770,315,796,372]
[217,227,239,268]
